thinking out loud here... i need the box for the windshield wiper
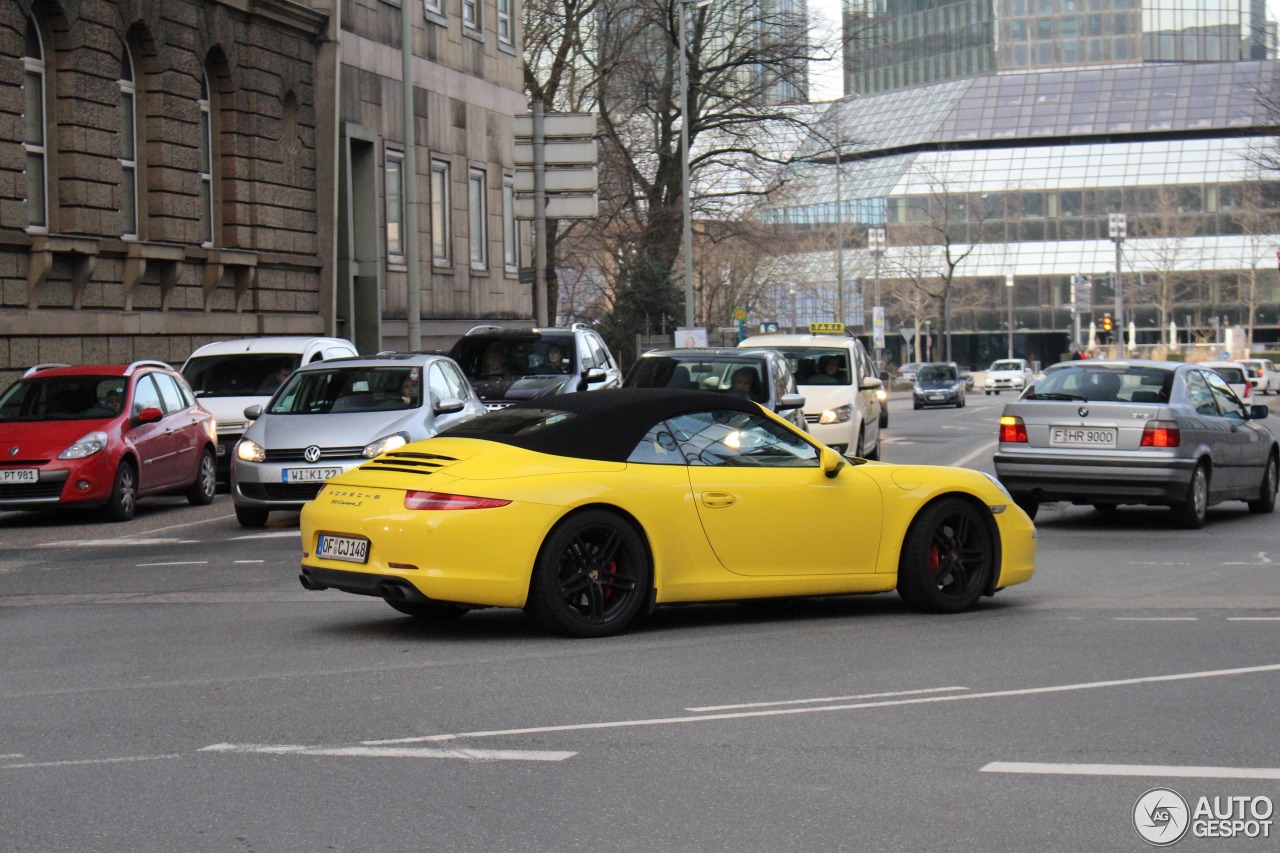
[1023,392,1088,401]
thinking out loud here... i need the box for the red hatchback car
[0,361,217,520]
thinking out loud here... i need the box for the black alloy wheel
[526,509,650,637]
[896,498,994,613]
[1248,454,1278,514]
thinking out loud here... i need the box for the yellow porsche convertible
[299,389,1036,637]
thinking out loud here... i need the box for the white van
[181,336,359,479]
[738,324,884,459]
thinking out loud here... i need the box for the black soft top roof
[443,388,762,462]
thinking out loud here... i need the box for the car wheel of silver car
[386,599,471,620]
[896,498,993,614]
[186,449,217,506]
[526,509,651,638]
[1172,462,1209,529]
[1248,454,1278,515]
[235,506,270,528]
[104,460,138,522]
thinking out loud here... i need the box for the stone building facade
[1,0,531,385]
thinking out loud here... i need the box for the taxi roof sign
[808,322,847,335]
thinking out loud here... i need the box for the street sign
[872,306,885,350]
[733,308,746,321]
[760,322,779,333]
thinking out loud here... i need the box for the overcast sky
[809,0,843,102]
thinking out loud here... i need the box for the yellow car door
[670,409,883,576]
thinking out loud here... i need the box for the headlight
[59,431,108,460]
[913,385,924,395]
[236,438,266,463]
[875,388,888,403]
[363,432,409,458]
[979,471,1013,501]
[819,404,852,424]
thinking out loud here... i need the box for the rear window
[1034,364,1173,403]
[1209,366,1245,385]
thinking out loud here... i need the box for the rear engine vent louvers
[361,451,460,476]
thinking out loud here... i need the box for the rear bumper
[994,453,1195,504]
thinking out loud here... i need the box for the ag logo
[303,445,322,463]
[1134,787,1189,846]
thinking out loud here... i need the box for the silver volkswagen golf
[994,359,1278,528]
[231,353,486,527]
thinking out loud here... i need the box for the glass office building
[763,3,1280,366]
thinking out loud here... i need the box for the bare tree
[1128,187,1199,345]
[1230,179,1279,351]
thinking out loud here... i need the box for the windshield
[761,347,851,386]
[625,356,768,403]
[452,335,576,378]
[1034,364,1173,403]
[0,375,127,421]
[989,360,1023,372]
[918,364,957,382]
[183,354,302,398]
[267,366,423,414]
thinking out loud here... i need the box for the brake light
[1243,382,1250,398]
[999,415,1027,443]
[1140,420,1181,447]
[403,491,511,510]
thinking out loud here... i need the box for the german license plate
[316,534,369,564]
[1050,426,1116,447]
[0,468,38,483]
[284,467,342,483]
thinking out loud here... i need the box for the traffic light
[1102,314,1112,332]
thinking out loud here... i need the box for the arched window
[23,18,48,229]
[198,71,214,245]
[119,43,138,238]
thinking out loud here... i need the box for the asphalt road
[1,393,1277,852]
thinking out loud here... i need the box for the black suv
[449,324,623,410]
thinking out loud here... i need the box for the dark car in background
[449,324,622,411]
[994,359,1277,527]
[623,348,808,433]
[912,362,967,409]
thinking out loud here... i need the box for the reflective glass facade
[846,0,1265,95]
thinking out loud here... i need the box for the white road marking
[0,753,23,759]
[1113,617,1198,621]
[37,538,197,548]
[229,531,300,540]
[686,685,968,712]
[136,561,208,567]
[950,438,997,469]
[234,560,265,564]
[982,761,1280,780]
[365,662,1280,746]
[199,743,574,762]
[4,754,181,770]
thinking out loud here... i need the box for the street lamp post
[868,227,885,369]
[678,0,714,332]
[834,141,843,326]
[1109,213,1126,358]
[790,285,798,334]
[1005,271,1015,359]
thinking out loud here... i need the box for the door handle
[700,491,737,508]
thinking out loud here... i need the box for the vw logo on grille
[303,445,323,463]
[1078,406,1089,418]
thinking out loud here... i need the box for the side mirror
[578,367,607,392]
[134,406,163,425]
[777,392,806,411]
[859,376,883,391]
[244,404,263,420]
[434,396,465,415]
[819,445,845,479]
[1249,404,1270,420]
[879,370,889,382]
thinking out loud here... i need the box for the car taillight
[403,490,511,510]
[1243,382,1250,398]
[1140,420,1181,447]
[999,415,1027,443]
